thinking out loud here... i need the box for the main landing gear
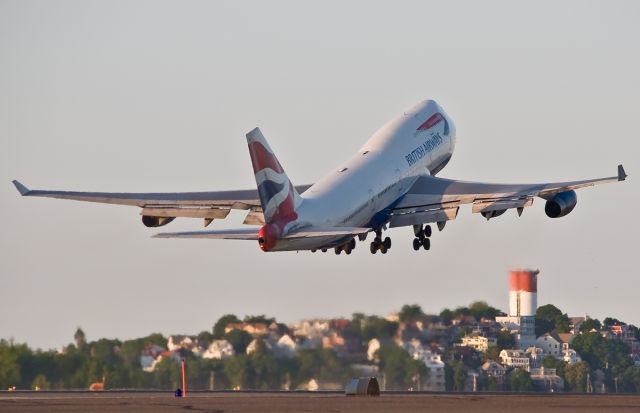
[412,224,431,251]
[331,238,356,255]
[370,230,391,254]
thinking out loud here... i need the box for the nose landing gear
[412,224,431,251]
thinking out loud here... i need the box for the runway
[1,391,640,413]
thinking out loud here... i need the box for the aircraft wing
[390,165,627,228]
[153,226,370,240]
[12,180,311,226]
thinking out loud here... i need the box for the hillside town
[132,270,639,392]
[2,270,640,392]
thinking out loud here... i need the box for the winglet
[12,180,30,196]
[618,164,627,181]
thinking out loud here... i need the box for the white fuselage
[274,100,456,251]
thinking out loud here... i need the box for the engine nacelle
[142,215,175,227]
[544,190,577,218]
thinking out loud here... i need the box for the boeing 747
[13,100,627,254]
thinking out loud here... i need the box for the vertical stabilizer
[246,128,301,224]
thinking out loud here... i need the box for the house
[499,349,530,371]
[202,340,235,359]
[561,348,582,364]
[525,346,544,369]
[167,335,200,353]
[535,333,563,357]
[291,319,330,340]
[530,367,564,392]
[569,317,586,334]
[481,361,507,389]
[274,334,297,358]
[246,338,273,355]
[401,339,445,391]
[460,335,496,353]
[224,322,268,336]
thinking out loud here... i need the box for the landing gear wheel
[334,247,342,255]
[422,238,431,250]
[321,248,327,253]
[413,238,421,251]
[383,237,391,250]
[424,225,432,238]
[370,242,377,254]
[345,247,352,255]
[380,244,388,254]
[311,249,316,253]
[349,238,356,250]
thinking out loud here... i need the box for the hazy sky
[1,0,638,350]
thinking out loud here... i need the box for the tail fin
[246,128,301,224]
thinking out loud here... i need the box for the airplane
[13,100,627,255]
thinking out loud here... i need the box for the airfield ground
[1,391,640,413]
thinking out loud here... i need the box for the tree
[377,345,426,390]
[602,317,624,328]
[579,318,602,333]
[223,329,253,355]
[74,327,87,350]
[31,374,51,390]
[496,330,515,351]
[445,359,466,391]
[243,315,275,325]
[468,301,502,321]
[564,362,589,392]
[507,368,533,392]
[535,304,569,336]
[399,304,423,323]
[0,340,22,389]
[213,314,241,339]
[439,308,453,325]
[224,355,251,389]
[571,331,631,372]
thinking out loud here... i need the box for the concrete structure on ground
[496,269,539,349]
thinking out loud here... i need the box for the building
[525,346,545,369]
[481,361,507,389]
[402,339,446,391]
[460,335,497,353]
[495,269,538,349]
[202,340,235,359]
[536,333,563,357]
[530,367,564,392]
[499,349,530,371]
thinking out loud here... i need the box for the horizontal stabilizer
[153,228,258,240]
[12,180,30,196]
[284,227,370,238]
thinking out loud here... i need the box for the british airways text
[405,133,443,166]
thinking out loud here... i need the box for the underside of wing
[12,180,311,227]
[391,164,626,228]
[153,228,258,240]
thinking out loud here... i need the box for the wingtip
[618,164,627,181]
[12,180,30,195]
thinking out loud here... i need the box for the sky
[1,0,639,350]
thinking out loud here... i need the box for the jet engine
[142,215,176,227]
[544,190,577,218]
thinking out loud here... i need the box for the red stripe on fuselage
[417,112,443,131]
